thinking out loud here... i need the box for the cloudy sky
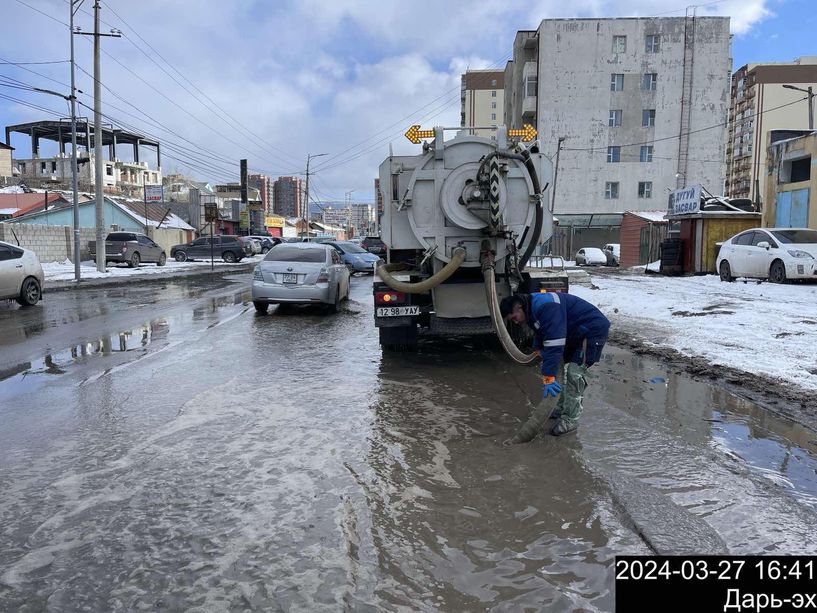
[0,0,809,203]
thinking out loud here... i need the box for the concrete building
[461,69,505,138]
[0,141,13,179]
[350,203,375,236]
[5,119,162,196]
[273,176,303,218]
[248,173,272,214]
[763,130,817,230]
[726,57,817,206]
[505,17,731,252]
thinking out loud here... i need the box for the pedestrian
[500,291,610,439]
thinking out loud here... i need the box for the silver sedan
[251,243,350,313]
[0,240,44,307]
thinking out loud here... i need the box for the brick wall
[0,223,96,263]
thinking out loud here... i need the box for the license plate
[282,273,297,284]
[377,306,419,317]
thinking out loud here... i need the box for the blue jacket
[525,292,610,377]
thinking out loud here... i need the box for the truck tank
[373,126,555,352]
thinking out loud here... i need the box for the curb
[44,261,256,293]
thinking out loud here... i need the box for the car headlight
[253,267,263,280]
[787,250,814,259]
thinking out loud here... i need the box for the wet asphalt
[0,273,816,611]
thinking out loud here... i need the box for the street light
[303,153,327,237]
[782,84,814,130]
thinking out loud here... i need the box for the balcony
[522,95,537,119]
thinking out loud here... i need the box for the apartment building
[248,173,273,214]
[505,17,731,252]
[460,69,505,138]
[726,57,817,205]
[272,176,303,218]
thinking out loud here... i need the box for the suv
[360,236,387,256]
[89,232,166,267]
[602,243,620,266]
[246,235,281,253]
[170,235,246,263]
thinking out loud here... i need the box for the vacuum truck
[373,125,562,356]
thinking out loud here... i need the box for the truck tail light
[375,291,405,305]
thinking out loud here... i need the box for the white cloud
[0,0,774,199]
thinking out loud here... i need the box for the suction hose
[481,245,538,365]
[376,246,467,294]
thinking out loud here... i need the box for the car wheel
[128,252,141,268]
[175,251,187,262]
[16,276,41,307]
[719,260,733,282]
[223,251,237,263]
[254,301,268,314]
[328,286,340,313]
[157,253,167,267]
[261,247,269,254]
[769,260,787,284]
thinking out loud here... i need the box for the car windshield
[365,237,384,245]
[336,242,368,253]
[771,229,817,244]
[263,246,326,262]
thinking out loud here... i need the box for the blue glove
[543,379,562,398]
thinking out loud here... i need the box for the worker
[500,292,610,438]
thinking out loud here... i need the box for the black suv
[170,235,246,263]
[361,236,387,256]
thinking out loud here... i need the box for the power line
[0,60,70,66]
[13,0,68,26]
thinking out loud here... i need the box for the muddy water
[1,277,816,611]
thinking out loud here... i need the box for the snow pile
[43,255,261,282]
[572,274,817,391]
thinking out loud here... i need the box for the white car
[575,247,607,266]
[717,227,817,283]
[0,240,44,306]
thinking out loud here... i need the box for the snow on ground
[43,255,262,282]
[572,273,817,391]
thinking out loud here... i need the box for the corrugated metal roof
[627,210,668,223]
[1,193,67,217]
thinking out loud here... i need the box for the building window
[642,73,657,91]
[610,74,624,92]
[525,76,537,97]
[19,162,25,173]
[638,181,653,198]
[40,162,46,173]
[106,165,113,176]
[605,182,619,199]
[491,90,496,97]
[612,35,627,53]
[51,161,57,172]
[645,34,660,53]
[642,109,656,127]
[609,109,622,127]
[491,113,496,120]
[491,79,497,87]
[640,145,653,162]
[607,146,621,163]
[491,101,496,109]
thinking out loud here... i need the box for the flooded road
[1,274,816,611]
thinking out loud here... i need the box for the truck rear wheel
[378,325,418,351]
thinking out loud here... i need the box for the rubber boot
[551,362,588,437]
[507,395,559,444]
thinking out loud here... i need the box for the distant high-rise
[248,173,272,213]
[460,69,505,138]
[273,176,303,218]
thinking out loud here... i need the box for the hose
[518,150,544,268]
[481,246,537,365]
[376,246,467,294]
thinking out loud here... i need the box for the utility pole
[77,1,120,272]
[69,1,84,282]
[303,153,327,237]
[782,84,814,130]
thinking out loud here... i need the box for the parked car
[170,235,245,263]
[88,232,166,267]
[251,243,350,313]
[717,227,817,283]
[238,236,261,255]
[326,240,381,274]
[360,236,387,256]
[246,235,281,253]
[0,240,44,307]
[575,247,607,266]
[602,243,620,266]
